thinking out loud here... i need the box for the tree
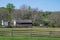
[6,3,15,27]
[48,12,60,27]
[37,11,51,27]
[19,5,32,20]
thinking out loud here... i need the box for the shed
[13,20,32,27]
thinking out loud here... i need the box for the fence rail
[0,28,60,37]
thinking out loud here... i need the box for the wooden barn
[13,20,32,28]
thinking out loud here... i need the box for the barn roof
[15,19,32,23]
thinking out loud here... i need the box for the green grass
[0,37,60,40]
[1,28,60,31]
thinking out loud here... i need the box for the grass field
[0,28,60,31]
[0,37,60,40]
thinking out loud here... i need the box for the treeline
[0,3,60,27]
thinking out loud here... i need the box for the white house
[2,20,8,27]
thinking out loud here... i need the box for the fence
[0,28,60,37]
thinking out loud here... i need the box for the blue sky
[0,0,60,11]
